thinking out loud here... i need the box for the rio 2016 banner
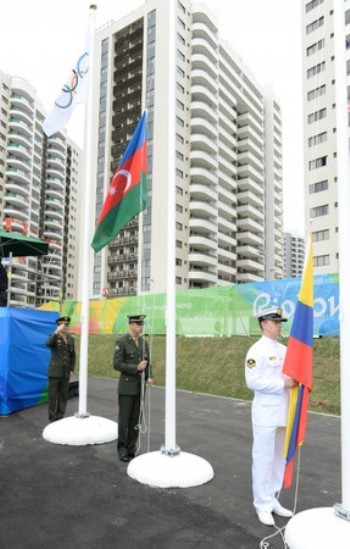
[39,274,339,337]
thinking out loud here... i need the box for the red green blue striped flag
[282,234,313,488]
[91,111,147,253]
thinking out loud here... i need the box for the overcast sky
[0,0,304,235]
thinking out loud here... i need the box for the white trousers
[252,424,286,512]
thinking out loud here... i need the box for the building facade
[91,0,284,298]
[301,0,347,274]
[0,71,82,307]
[283,232,305,278]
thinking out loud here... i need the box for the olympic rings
[54,51,89,110]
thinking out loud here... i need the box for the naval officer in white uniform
[245,307,296,527]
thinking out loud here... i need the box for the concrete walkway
[0,377,341,548]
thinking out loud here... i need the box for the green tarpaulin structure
[0,229,48,257]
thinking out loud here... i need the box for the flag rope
[258,446,302,548]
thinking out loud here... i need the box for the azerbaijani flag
[91,111,147,253]
[282,234,313,488]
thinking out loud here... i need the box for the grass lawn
[75,334,340,416]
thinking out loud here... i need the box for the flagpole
[163,0,178,455]
[127,0,213,488]
[77,4,97,419]
[333,0,350,517]
[42,5,118,446]
[285,0,350,545]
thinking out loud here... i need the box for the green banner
[39,274,339,337]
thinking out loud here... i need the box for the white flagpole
[127,0,213,487]
[334,0,350,516]
[163,0,178,455]
[42,5,118,445]
[285,0,350,545]
[77,4,97,418]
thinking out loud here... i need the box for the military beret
[256,307,287,322]
[128,314,146,323]
[56,316,71,324]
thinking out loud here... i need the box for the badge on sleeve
[246,358,256,368]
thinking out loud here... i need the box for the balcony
[6,182,30,198]
[190,182,217,202]
[191,68,217,95]
[188,269,217,284]
[6,167,30,185]
[190,166,216,186]
[189,234,217,252]
[189,200,217,218]
[190,149,217,170]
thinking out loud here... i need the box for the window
[177,49,185,62]
[308,108,326,123]
[306,17,324,34]
[176,99,184,111]
[306,39,325,57]
[176,222,183,231]
[308,156,327,170]
[309,179,328,193]
[176,186,183,196]
[306,0,324,12]
[176,116,184,127]
[178,1,186,13]
[313,229,329,241]
[177,17,185,30]
[176,168,184,179]
[307,61,325,78]
[314,254,330,267]
[176,82,185,94]
[308,132,327,147]
[177,33,185,45]
[310,204,329,217]
[176,133,184,144]
[176,239,183,248]
[176,203,183,213]
[176,66,185,79]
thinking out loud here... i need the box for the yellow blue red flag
[282,234,313,488]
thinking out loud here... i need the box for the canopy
[0,229,49,257]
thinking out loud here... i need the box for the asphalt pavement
[0,377,341,548]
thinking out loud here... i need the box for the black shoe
[119,455,129,462]
[128,453,135,460]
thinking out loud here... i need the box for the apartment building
[0,71,82,307]
[283,232,305,278]
[301,0,346,274]
[91,0,284,298]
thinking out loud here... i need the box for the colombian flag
[282,235,313,488]
[91,111,147,253]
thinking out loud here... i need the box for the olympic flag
[43,23,91,137]
[282,234,314,488]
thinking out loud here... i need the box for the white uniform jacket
[245,335,288,428]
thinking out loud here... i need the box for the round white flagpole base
[127,450,214,488]
[42,415,118,445]
[285,507,350,549]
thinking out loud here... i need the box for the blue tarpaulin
[0,308,58,415]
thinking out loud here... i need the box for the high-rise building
[92,0,284,298]
[301,0,344,274]
[0,71,82,307]
[283,232,305,278]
